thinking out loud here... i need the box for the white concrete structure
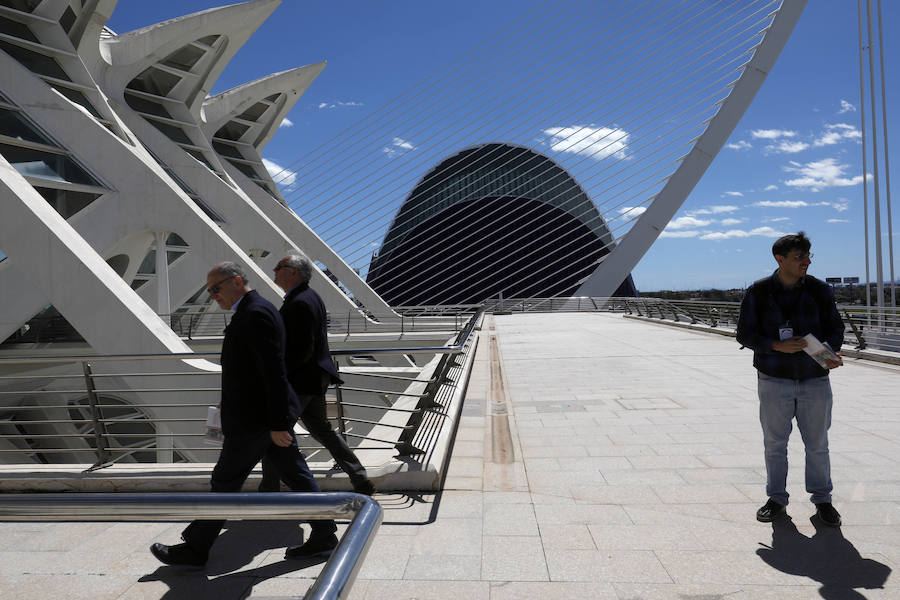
[0,0,393,357]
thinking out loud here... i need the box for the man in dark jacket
[736,232,844,527]
[262,250,374,496]
[150,262,337,567]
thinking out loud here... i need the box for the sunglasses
[206,275,235,295]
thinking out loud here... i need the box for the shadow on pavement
[757,515,892,599]
[139,520,327,599]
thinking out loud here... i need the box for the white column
[155,231,171,317]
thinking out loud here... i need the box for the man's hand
[270,430,292,447]
[772,336,808,354]
[825,354,843,370]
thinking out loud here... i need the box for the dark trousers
[182,430,336,555]
[261,392,368,491]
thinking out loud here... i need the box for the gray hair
[210,261,248,284]
[282,250,313,284]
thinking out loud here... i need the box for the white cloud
[382,137,416,157]
[783,158,865,191]
[723,191,743,197]
[668,216,712,230]
[700,226,786,240]
[691,205,739,215]
[751,129,797,139]
[767,140,810,154]
[279,117,293,128]
[543,125,630,160]
[659,230,701,238]
[726,140,752,150]
[753,198,849,212]
[317,101,364,109]
[838,99,856,114]
[827,218,850,223]
[814,123,862,147]
[262,158,297,186]
[719,218,743,226]
[764,184,778,191]
[763,216,791,223]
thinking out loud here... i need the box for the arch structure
[367,143,637,306]
[0,0,395,360]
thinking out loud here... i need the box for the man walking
[263,251,375,496]
[736,232,844,527]
[150,262,338,567]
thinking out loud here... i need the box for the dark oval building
[367,143,637,305]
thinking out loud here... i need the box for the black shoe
[285,533,338,559]
[353,479,375,496]
[756,498,786,522]
[815,502,842,527]
[149,542,207,567]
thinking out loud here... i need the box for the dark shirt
[736,271,844,381]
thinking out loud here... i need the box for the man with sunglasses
[737,232,844,527]
[150,262,337,567]
[260,251,375,502]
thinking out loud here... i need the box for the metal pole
[865,0,885,318]
[81,362,112,469]
[333,361,347,437]
[858,0,873,324]
[875,0,895,307]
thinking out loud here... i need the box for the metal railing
[0,309,482,468]
[0,491,382,600]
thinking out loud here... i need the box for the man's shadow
[139,520,328,599]
[757,515,891,599]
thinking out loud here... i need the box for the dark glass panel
[137,250,155,275]
[0,14,39,40]
[160,44,205,71]
[211,140,242,159]
[0,107,54,144]
[123,92,172,118]
[34,186,101,218]
[148,120,192,145]
[238,102,268,122]
[0,39,69,79]
[0,143,100,186]
[226,158,258,179]
[50,85,102,119]
[214,120,249,141]
[166,232,187,247]
[59,6,76,33]
[126,67,180,97]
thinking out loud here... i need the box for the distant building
[367,143,637,305]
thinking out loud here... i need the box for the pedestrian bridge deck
[1,312,898,599]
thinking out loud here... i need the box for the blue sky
[108,1,898,293]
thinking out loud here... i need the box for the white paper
[801,333,842,369]
[204,406,224,445]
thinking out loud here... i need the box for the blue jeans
[758,372,833,506]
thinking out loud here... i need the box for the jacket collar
[284,281,310,302]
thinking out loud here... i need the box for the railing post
[843,310,867,350]
[347,310,352,336]
[81,362,112,470]
[333,361,348,437]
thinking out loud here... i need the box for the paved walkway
[1,312,898,599]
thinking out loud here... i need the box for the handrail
[0,491,382,600]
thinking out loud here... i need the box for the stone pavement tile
[537,524,596,551]
[451,440,484,457]
[489,581,617,600]
[444,456,484,479]
[481,535,547,581]
[605,433,675,447]
[626,455,707,470]
[0,550,68,576]
[403,554,482,580]
[651,483,748,504]
[483,491,532,504]
[555,456,633,471]
[483,503,538,536]
[433,490,484,519]
[483,462,529,492]
[353,536,412,580]
[543,548,671,583]
[585,444,656,457]
[520,445,590,459]
[587,523,704,551]
[361,580,490,599]
[571,485,661,505]
[654,549,822,585]
[599,469,686,486]
[0,572,154,600]
[623,503,725,525]
[679,467,765,485]
[522,457,559,471]
[410,518,482,556]
[247,575,366,599]
[0,521,109,552]
[443,476,483,491]
[525,471,605,493]
[646,443,724,456]
[533,504,631,527]
[697,453,765,468]
[528,491,577,505]
[611,583,823,599]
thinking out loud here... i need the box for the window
[34,187,101,218]
[0,107,54,144]
[1,143,98,186]
[0,39,69,80]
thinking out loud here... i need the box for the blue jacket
[736,271,844,380]
[220,290,301,435]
